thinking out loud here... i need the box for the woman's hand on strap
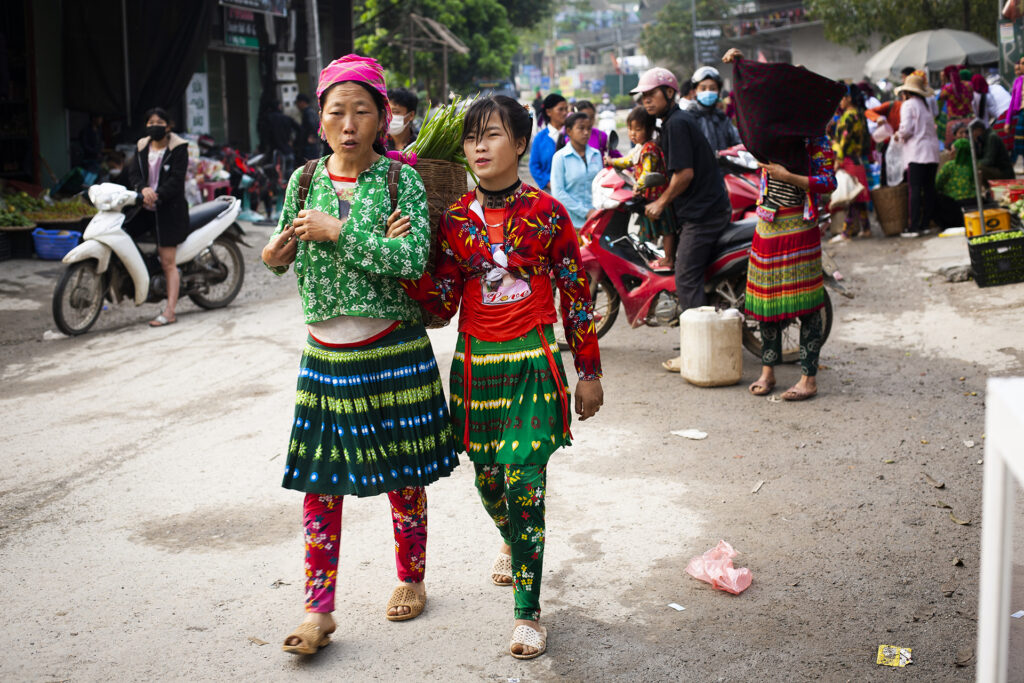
[293,209,342,242]
[758,161,792,183]
[574,379,604,421]
[262,224,298,267]
[384,209,413,238]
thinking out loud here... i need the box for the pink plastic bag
[685,540,753,595]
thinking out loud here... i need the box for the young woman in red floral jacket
[401,96,604,659]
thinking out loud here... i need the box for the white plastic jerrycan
[679,306,744,387]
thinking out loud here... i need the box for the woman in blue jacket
[529,93,568,190]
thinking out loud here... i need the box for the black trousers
[934,194,972,229]
[674,209,731,312]
[907,162,937,233]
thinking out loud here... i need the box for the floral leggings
[474,463,546,621]
[303,487,427,613]
[760,313,823,377]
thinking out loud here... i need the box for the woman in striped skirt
[745,136,837,401]
[262,54,458,656]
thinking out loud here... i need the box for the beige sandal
[491,552,513,586]
[385,584,426,622]
[281,622,332,655]
[510,623,547,659]
[662,356,681,373]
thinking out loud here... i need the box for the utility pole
[691,0,698,73]
[442,44,449,103]
[409,12,415,83]
[306,0,322,82]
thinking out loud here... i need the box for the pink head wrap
[315,53,415,164]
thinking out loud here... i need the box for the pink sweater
[897,97,940,165]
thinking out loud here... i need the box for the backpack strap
[296,157,321,213]
[386,158,403,215]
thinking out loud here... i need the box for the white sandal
[491,552,513,586]
[510,623,547,659]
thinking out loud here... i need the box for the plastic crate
[968,231,1024,288]
[31,228,81,260]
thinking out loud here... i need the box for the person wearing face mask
[124,107,190,327]
[385,87,419,153]
[690,66,741,152]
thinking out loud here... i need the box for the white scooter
[53,183,246,335]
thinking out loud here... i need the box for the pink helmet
[630,67,680,96]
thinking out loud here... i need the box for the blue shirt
[550,143,601,228]
[529,125,561,190]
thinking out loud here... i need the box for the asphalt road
[1,222,1022,681]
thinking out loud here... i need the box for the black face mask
[146,125,167,141]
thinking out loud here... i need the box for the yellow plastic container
[964,208,1011,237]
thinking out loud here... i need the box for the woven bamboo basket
[870,183,908,237]
[413,158,469,329]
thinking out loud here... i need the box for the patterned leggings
[474,463,546,621]
[303,487,427,613]
[760,313,823,377]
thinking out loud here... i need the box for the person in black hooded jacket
[124,107,190,327]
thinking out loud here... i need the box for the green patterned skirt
[281,322,458,497]
[637,210,677,243]
[450,325,572,466]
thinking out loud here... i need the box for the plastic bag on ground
[685,540,753,595]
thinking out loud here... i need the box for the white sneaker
[901,231,921,238]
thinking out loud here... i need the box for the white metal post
[977,378,1024,682]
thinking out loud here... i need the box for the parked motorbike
[718,144,761,221]
[53,183,246,336]
[559,168,851,363]
[596,109,620,154]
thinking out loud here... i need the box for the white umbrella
[863,29,999,80]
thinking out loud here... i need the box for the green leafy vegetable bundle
[406,96,475,168]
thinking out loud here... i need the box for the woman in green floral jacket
[262,54,457,656]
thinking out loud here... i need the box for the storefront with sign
[199,3,269,151]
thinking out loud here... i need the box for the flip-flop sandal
[749,381,775,396]
[491,552,513,586]
[149,314,176,327]
[782,388,817,401]
[385,584,426,622]
[281,622,332,655]
[510,624,547,660]
[661,356,681,373]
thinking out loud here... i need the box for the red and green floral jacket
[401,184,602,380]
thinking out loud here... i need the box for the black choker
[478,179,521,208]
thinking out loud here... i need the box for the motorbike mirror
[644,172,667,188]
[736,150,759,170]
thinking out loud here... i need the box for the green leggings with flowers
[474,463,546,621]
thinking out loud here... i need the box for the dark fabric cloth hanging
[63,0,214,126]
[731,59,845,174]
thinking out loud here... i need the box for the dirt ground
[1,221,1022,682]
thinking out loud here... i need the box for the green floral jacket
[266,155,430,324]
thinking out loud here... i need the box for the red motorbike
[718,144,761,221]
[559,167,849,363]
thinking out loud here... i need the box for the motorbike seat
[189,199,229,231]
[715,218,758,250]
